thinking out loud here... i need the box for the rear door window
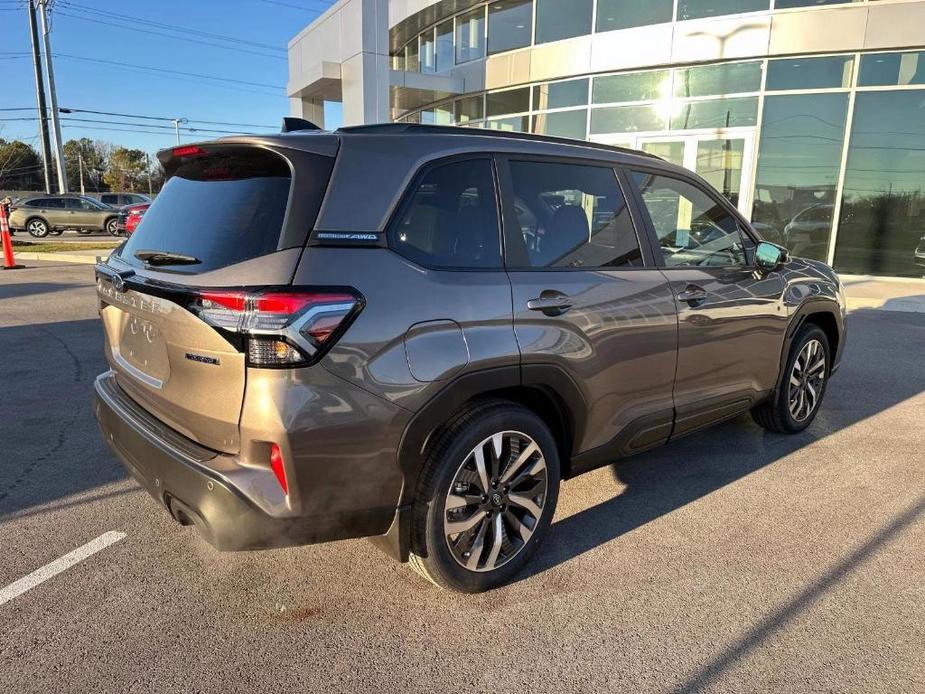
[389,157,502,269]
[118,147,331,273]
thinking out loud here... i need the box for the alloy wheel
[788,338,826,422]
[28,219,47,237]
[443,431,547,572]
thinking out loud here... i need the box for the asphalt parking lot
[1,262,922,693]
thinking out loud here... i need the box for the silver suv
[93,124,846,592]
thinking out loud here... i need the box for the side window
[390,158,501,269]
[507,160,642,269]
[101,194,117,205]
[63,198,82,209]
[631,170,748,268]
[42,198,64,209]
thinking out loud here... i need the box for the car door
[626,167,788,437]
[62,197,92,228]
[498,155,679,469]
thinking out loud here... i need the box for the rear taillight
[188,288,363,367]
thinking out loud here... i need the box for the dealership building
[288,0,925,277]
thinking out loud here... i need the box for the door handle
[677,284,707,305]
[527,292,573,316]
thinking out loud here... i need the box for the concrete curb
[13,252,103,265]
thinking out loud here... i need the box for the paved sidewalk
[841,274,925,313]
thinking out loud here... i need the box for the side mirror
[755,241,788,273]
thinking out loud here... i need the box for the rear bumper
[93,371,393,550]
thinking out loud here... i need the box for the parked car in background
[93,125,846,593]
[116,202,150,235]
[92,192,152,208]
[8,194,121,237]
[915,235,925,273]
[784,204,835,259]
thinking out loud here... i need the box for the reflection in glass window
[671,97,758,130]
[532,109,587,139]
[590,105,666,134]
[421,103,453,125]
[391,52,404,70]
[677,0,768,21]
[405,39,420,72]
[696,139,744,207]
[631,171,748,267]
[775,0,862,7]
[436,20,454,71]
[766,56,853,91]
[535,0,593,44]
[592,70,670,104]
[751,94,848,258]
[532,78,588,110]
[456,7,486,64]
[674,62,762,97]
[488,0,533,55]
[858,51,925,87]
[640,141,685,167]
[509,161,642,268]
[835,91,925,277]
[486,87,530,117]
[455,95,484,123]
[391,159,501,269]
[421,30,435,73]
[596,0,672,32]
[485,116,529,132]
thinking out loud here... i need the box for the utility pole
[172,118,187,145]
[78,151,85,194]
[38,0,68,193]
[26,0,53,193]
[145,153,153,196]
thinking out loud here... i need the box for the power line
[53,9,286,61]
[4,115,264,136]
[256,0,332,12]
[60,107,277,129]
[54,52,283,90]
[58,1,286,52]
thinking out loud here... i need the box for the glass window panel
[485,116,529,131]
[420,30,435,72]
[631,171,748,267]
[486,87,530,117]
[835,91,925,277]
[671,97,758,130]
[456,7,486,64]
[532,109,588,139]
[695,139,744,206]
[535,0,593,44]
[508,161,643,268]
[435,20,454,71]
[391,52,404,70]
[592,70,670,104]
[590,105,666,134]
[596,0,672,32]
[766,56,853,91]
[390,159,502,269]
[488,0,533,55]
[532,78,589,110]
[751,94,848,257]
[405,39,420,72]
[674,62,762,97]
[677,0,768,21]
[775,0,862,7]
[455,95,484,123]
[858,51,925,87]
[421,104,453,125]
[640,141,685,166]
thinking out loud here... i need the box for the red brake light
[269,443,288,495]
[172,145,206,158]
[188,288,363,367]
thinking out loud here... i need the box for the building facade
[288,0,925,277]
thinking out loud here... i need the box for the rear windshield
[118,147,330,273]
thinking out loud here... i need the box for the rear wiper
[134,249,201,266]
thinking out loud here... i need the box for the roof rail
[334,123,661,160]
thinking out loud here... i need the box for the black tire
[752,324,830,434]
[26,217,49,238]
[76,229,94,235]
[105,217,120,236]
[408,400,560,592]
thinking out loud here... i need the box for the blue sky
[0,0,340,156]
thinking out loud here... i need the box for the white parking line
[0,531,126,607]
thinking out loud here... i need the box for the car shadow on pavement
[0,318,128,519]
[0,282,85,301]
[520,307,925,583]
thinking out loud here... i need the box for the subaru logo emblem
[111,274,125,292]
